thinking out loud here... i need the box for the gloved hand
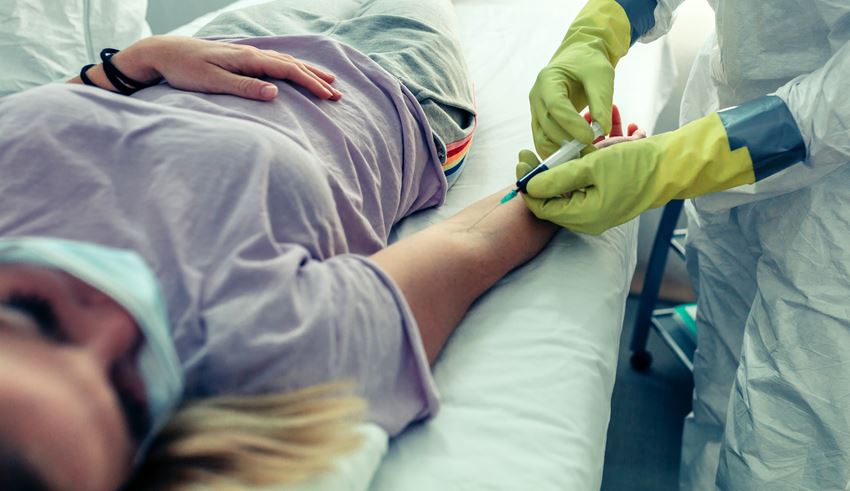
[516,108,640,197]
[529,0,631,158]
[515,149,541,183]
[518,113,757,235]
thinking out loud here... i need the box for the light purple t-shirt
[0,35,445,435]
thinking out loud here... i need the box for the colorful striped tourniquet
[442,123,475,185]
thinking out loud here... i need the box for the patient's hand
[586,105,646,149]
[150,37,343,101]
[73,36,343,102]
[593,125,646,148]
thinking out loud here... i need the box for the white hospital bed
[180,6,674,488]
[372,3,672,489]
[2,0,673,489]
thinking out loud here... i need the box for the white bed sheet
[171,2,674,490]
[377,2,672,490]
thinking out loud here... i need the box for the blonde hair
[124,384,365,491]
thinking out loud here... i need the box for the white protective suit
[642,1,850,490]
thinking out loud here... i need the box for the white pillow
[190,423,388,491]
[0,0,152,97]
[256,423,388,491]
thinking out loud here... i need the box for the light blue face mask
[0,236,184,463]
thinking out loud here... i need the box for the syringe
[501,121,604,204]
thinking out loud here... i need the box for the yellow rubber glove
[515,149,541,182]
[519,113,756,235]
[529,0,631,158]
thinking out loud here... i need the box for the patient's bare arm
[371,187,557,364]
[67,36,342,101]
[371,126,648,364]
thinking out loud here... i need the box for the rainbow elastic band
[442,126,475,178]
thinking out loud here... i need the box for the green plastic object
[673,303,698,337]
[500,189,518,204]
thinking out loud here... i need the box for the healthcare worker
[518,0,850,489]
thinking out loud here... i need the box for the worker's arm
[762,38,850,196]
[617,0,687,44]
[67,35,341,101]
[529,0,682,157]
[523,19,850,235]
[521,95,806,235]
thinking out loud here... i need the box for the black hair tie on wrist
[79,64,97,87]
[98,48,157,96]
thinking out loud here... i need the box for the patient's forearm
[371,188,558,364]
[440,188,559,281]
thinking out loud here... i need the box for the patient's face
[0,264,146,491]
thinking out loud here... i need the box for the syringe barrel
[515,163,549,193]
[515,122,604,194]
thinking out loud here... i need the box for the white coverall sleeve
[774,39,850,187]
[717,39,850,206]
[640,0,687,42]
[690,7,850,213]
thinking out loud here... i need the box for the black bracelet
[98,48,157,95]
[79,64,97,87]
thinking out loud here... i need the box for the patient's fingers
[208,68,280,100]
[302,62,335,83]
[260,51,341,100]
[592,127,647,149]
[288,67,338,100]
[594,136,631,148]
[262,61,337,100]
[267,51,339,91]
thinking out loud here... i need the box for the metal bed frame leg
[629,200,684,372]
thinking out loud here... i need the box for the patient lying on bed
[0,1,643,490]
